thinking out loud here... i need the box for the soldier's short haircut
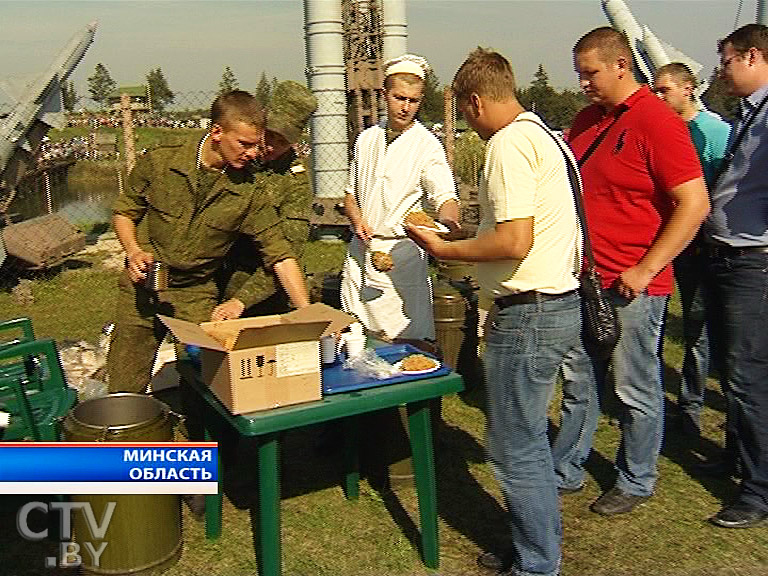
[574,27,634,72]
[719,23,768,56]
[655,63,698,93]
[452,47,517,103]
[384,72,424,91]
[210,90,265,130]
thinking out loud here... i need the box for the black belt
[705,244,768,258]
[494,290,577,309]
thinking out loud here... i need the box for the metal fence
[0,87,481,280]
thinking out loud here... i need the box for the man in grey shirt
[705,23,768,529]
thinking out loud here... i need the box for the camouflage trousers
[107,270,217,393]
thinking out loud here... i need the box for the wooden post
[120,93,136,174]
[443,86,455,171]
[369,88,378,127]
[43,171,53,214]
[354,88,364,138]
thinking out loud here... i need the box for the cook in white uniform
[341,54,460,342]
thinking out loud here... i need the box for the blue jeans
[707,251,768,511]
[674,249,710,426]
[551,292,668,497]
[484,292,580,576]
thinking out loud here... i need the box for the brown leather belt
[494,290,577,309]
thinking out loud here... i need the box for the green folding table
[176,359,464,576]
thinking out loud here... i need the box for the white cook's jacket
[340,120,458,341]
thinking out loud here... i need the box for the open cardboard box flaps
[158,303,358,414]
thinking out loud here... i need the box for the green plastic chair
[0,339,77,441]
[0,317,35,344]
[0,318,37,382]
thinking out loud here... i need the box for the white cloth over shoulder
[341,121,457,340]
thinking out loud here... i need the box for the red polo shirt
[568,85,702,295]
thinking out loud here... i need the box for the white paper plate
[414,221,449,234]
[393,358,441,375]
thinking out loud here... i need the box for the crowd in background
[35,135,96,166]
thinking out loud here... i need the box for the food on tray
[400,354,439,372]
[371,251,394,272]
[404,211,441,230]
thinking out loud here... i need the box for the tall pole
[304,0,348,198]
[120,93,136,175]
[759,0,767,25]
[381,0,407,62]
[443,87,454,171]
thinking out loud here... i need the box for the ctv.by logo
[16,501,116,569]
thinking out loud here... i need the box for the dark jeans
[673,249,711,427]
[707,251,768,511]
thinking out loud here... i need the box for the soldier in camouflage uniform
[215,81,318,318]
[108,90,310,393]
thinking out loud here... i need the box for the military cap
[267,81,318,144]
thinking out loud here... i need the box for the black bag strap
[517,108,627,270]
[516,117,597,269]
[575,107,627,168]
[713,90,768,184]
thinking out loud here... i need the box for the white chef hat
[384,54,430,79]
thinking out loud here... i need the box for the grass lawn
[1,241,767,575]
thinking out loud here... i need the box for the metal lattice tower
[342,0,384,140]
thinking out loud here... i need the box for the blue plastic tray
[322,343,451,395]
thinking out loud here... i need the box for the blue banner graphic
[0,443,218,493]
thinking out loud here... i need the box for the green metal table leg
[342,416,359,500]
[204,427,222,540]
[257,433,281,576]
[407,399,439,569]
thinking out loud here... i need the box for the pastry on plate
[400,354,439,372]
[404,211,441,230]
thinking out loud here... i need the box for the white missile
[0,21,97,178]
[641,24,708,100]
[640,25,671,69]
[602,0,705,94]
[602,0,654,83]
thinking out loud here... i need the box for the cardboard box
[159,303,357,414]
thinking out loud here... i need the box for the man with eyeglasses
[704,24,768,529]
[108,90,310,394]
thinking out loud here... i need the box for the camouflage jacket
[220,151,312,309]
[112,132,295,298]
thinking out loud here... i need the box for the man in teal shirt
[654,63,731,438]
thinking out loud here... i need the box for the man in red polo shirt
[550,27,710,516]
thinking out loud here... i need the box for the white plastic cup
[321,335,337,364]
[344,333,366,358]
[349,322,364,337]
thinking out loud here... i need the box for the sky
[0,0,762,104]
